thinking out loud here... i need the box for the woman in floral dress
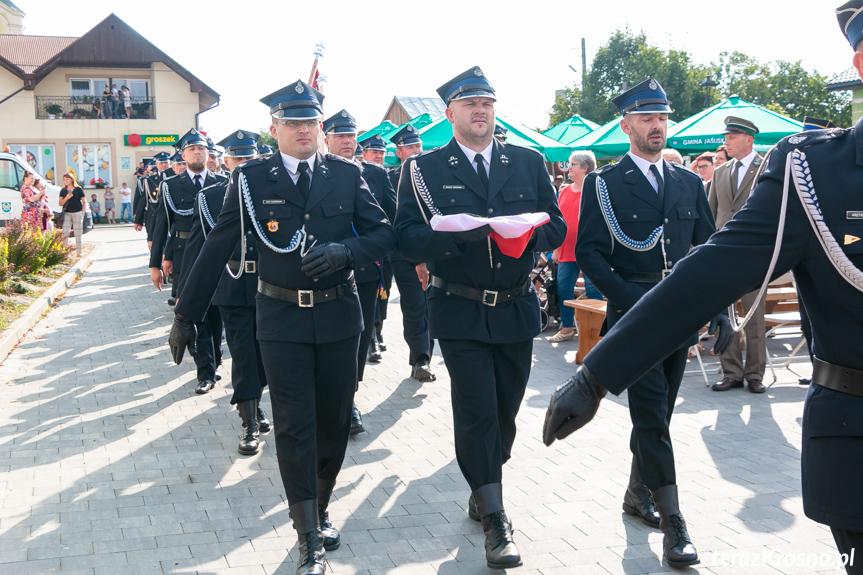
[19,172,45,229]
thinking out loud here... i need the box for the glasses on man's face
[276,119,320,129]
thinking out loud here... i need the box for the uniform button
[249,247,254,252]
[313,278,319,282]
[269,211,274,216]
[450,199,456,204]
[445,251,452,256]
[664,218,669,224]
[496,262,501,269]
[308,235,314,241]
[304,214,310,220]
[687,211,691,216]
[359,267,364,271]
[665,239,671,245]
[667,260,673,266]
[633,214,638,219]
[339,205,343,210]
[519,194,524,199]
[488,208,494,214]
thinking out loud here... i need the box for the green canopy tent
[569,117,677,159]
[360,114,438,166]
[667,96,804,153]
[543,115,600,144]
[356,120,397,143]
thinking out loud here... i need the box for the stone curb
[0,243,103,363]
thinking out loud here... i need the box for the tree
[257,129,278,152]
[549,86,582,128]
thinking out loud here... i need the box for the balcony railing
[35,96,156,120]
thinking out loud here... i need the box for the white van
[0,151,92,232]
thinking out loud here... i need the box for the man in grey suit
[707,116,767,393]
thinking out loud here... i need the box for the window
[113,79,150,101]
[66,144,112,188]
[0,158,24,190]
[7,145,57,184]
[68,78,109,98]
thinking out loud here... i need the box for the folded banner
[430,212,550,258]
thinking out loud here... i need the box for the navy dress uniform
[178,129,271,456]
[384,124,436,382]
[171,80,394,575]
[395,66,566,569]
[134,152,173,240]
[560,78,718,567]
[150,129,227,393]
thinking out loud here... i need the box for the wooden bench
[563,298,606,364]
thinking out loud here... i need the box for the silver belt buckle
[297,290,314,307]
[245,261,256,274]
[482,290,498,306]
[661,268,671,279]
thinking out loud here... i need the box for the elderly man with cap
[708,116,767,394]
[176,129,272,456]
[395,66,566,569]
[362,134,387,166]
[169,80,394,575]
[322,108,396,434]
[544,77,728,568]
[149,129,227,393]
[383,124,436,382]
[133,151,172,244]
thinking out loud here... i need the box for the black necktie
[193,174,202,190]
[649,164,665,204]
[731,160,741,193]
[474,154,489,192]
[297,161,310,200]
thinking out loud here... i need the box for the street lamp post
[700,75,718,108]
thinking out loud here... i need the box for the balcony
[35,96,156,120]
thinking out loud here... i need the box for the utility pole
[581,38,587,91]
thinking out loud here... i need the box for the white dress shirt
[186,168,210,188]
[457,140,493,177]
[732,149,758,189]
[280,152,316,185]
[626,152,665,194]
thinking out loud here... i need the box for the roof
[0,13,218,110]
[0,35,77,73]
[826,67,863,92]
[391,96,447,120]
[0,0,24,14]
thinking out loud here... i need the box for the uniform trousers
[219,305,267,404]
[439,338,532,491]
[607,304,687,491]
[356,280,378,383]
[390,253,431,365]
[193,313,217,382]
[170,243,184,299]
[374,258,393,326]
[208,305,223,367]
[721,289,766,381]
[831,527,863,575]
[259,336,358,505]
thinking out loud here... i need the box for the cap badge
[788,135,808,145]
[295,84,304,94]
[408,126,415,132]
[448,156,459,167]
[649,78,658,90]
[341,111,347,118]
[474,67,483,77]
[237,131,244,140]
[500,154,510,166]
[267,220,279,232]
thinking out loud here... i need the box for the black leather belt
[812,357,863,398]
[229,260,256,273]
[257,277,354,308]
[615,269,669,284]
[429,275,531,307]
[176,231,191,239]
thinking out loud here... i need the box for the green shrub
[36,228,72,268]
[0,236,10,284]
[5,220,46,274]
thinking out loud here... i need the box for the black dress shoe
[712,377,743,391]
[411,357,436,382]
[195,379,216,394]
[295,528,327,575]
[542,365,607,446]
[367,334,382,364]
[377,329,386,352]
[747,379,766,394]
[623,482,660,527]
[167,297,176,306]
[660,512,699,568]
[215,371,222,382]
[257,404,271,433]
[237,400,259,456]
[350,404,365,435]
[481,511,522,569]
[318,505,340,551]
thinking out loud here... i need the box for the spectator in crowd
[19,171,44,229]
[553,174,565,192]
[103,187,116,224]
[35,180,52,231]
[692,152,716,193]
[661,148,684,164]
[122,85,132,119]
[549,150,604,343]
[102,84,114,120]
[714,144,730,166]
[60,172,86,257]
[111,84,120,118]
[119,182,133,223]
[92,97,102,119]
[90,194,102,224]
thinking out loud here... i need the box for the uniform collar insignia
[268,165,279,180]
[319,163,329,177]
[499,154,510,166]
[448,156,459,167]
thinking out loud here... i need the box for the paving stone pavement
[0,224,845,575]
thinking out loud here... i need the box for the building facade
[0,13,218,188]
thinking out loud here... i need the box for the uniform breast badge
[268,220,279,232]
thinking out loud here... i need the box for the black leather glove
[168,315,197,365]
[542,365,607,446]
[301,242,354,279]
[708,313,734,355]
[451,224,492,244]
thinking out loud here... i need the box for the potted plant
[44,103,62,119]
[71,108,87,119]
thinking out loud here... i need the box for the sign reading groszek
[124,134,179,147]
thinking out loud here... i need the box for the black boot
[236,400,260,455]
[375,322,386,351]
[411,355,436,382]
[350,403,365,435]
[367,332,382,363]
[257,402,271,433]
[653,485,699,568]
[622,459,660,527]
[290,500,326,575]
[317,479,340,551]
[474,483,521,569]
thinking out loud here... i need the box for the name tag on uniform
[263,199,285,204]
[847,211,863,219]
[443,185,465,190]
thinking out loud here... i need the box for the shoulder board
[503,142,542,159]
[200,180,226,194]
[776,128,848,153]
[411,147,442,162]
[235,157,267,176]
[594,162,618,175]
[325,153,355,165]
[163,172,181,183]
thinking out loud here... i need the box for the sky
[13,0,853,139]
